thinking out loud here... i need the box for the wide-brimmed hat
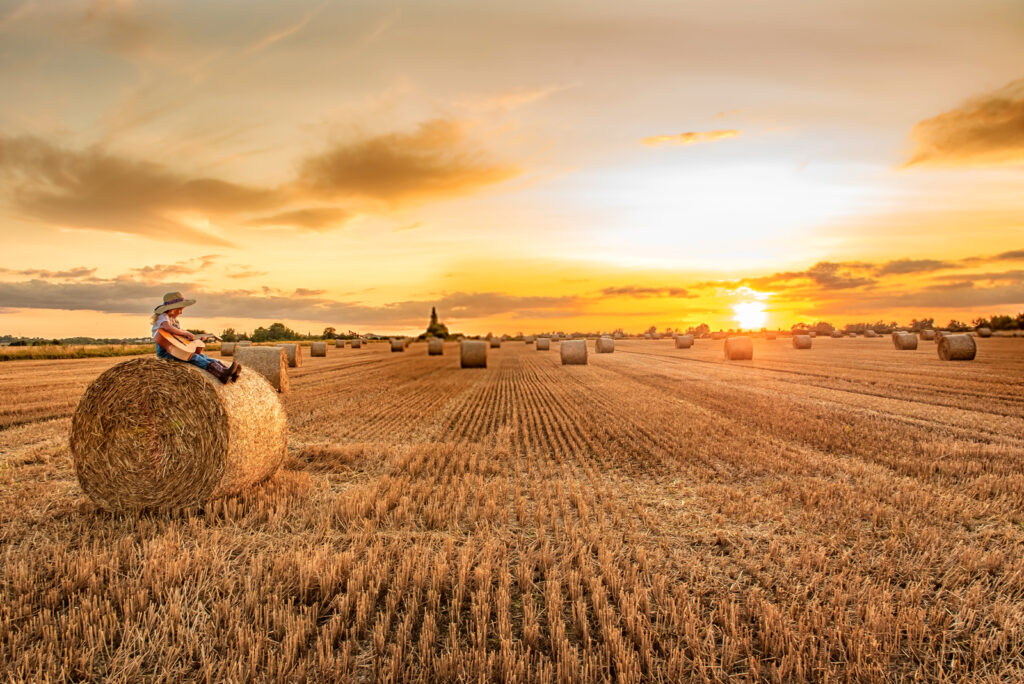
[154,292,196,314]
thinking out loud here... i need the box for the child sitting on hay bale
[151,292,241,384]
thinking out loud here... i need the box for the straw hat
[154,291,196,314]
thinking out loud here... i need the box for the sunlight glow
[733,300,767,330]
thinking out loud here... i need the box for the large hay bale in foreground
[596,337,614,353]
[281,343,302,368]
[792,335,812,349]
[675,334,694,349]
[536,337,551,350]
[976,327,992,338]
[390,339,404,352]
[235,346,289,392]
[892,332,918,350]
[724,337,753,360]
[310,342,327,357]
[70,357,287,511]
[428,338,444,355]
[460,340,487,368]
[490,339,501,348]
[919,330,936,341]
[561,339,588,365]
[938,334,976,361]
[220,342,236,357]
[351,338,362,349]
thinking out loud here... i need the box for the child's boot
[227,362,242,383]
[206,360,231,384]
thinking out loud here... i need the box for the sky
[1,0,1023,338]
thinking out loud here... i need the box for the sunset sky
[1,0,1023,338]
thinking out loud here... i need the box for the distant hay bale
[235,346,289,392]
[711,332,726,340]
[764,332,777,340]
[938,334,977,361]
[847,332,857,338]
[831,331,842,338]
[335,339,345,348]
[919,330,936,341]
[350,338,362,349]
[595,337,614,353]
[536,337,551,350]
[310,341,327,357]
[70,356,287,511]
[524,336,535,344]
[403,338,413,349]
[892,332,918,350]
[390,339,404,352]
[864,330,879,338]
[792,335,812,349]
[675,334,694,349]
[281,343,302,368]
[220,342,236,357]
[428,338,444,355]
[724,337,753,360]
[460,340,487,368]
[976,327,992,338]
[236,340,251,347]
[490,339,501,348]
[808,331,817,338]
[561,339,588,365]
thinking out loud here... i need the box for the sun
[733,301,767,330]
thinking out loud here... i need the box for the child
[151,292,241,384]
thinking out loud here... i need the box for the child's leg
[188,352,214,371]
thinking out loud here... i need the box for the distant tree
[221,328,238,342]
[425,307,450,338]
[693,323,710,338]
[322,326,337,339]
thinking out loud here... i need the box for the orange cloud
[246,207,353,231]
[643,129,741,146]
[905,77,1024,167]
[298,119,520,203]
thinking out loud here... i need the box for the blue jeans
[156,344,214,370]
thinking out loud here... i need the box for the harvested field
[2,337,1024,681]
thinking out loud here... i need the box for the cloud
[130,255,221,281]
[599,286,692,298]
[0,266,96,279]
[246,207,353,231]
[752,262,876,290]
[905,78,1024,167]
[225,266,269,279]
[992,249,1024,261]
[243,2,324,56]
[0,136,285,245]
[298,119,520,203]
[293,288,326,297]
[875,258,955,275]
[643,129,741,146]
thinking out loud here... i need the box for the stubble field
[1,337,1023,682]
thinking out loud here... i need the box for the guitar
[155,328,206,361]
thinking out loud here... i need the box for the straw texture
[70,357,287,511]
[460,340,487,368]
[281,343,302,368]
[595,337,614,353]
[724,337,753,360]
[938,334,977,361]
[561,340,588,365]
[892,332,918,350]
[536,337,551,351]
[428,338,444,356]
[220,342,236,357]
[792,335,812,350]
[234,346,289,392]
[675,334,693,349]
[310,342,327,357]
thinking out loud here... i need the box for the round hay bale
[892,331,918,350]
[335,339,345,348]
[236,340,252,347]
[281,343,302,368]
[808,331,817,338]
[428,338,444,355]
[595,337,614,353]
[724,337,753,360]
[675,334,694,349]
[235,346,289,392]
[70,357,287,511]
[919,329,936,341]
[710,332,726,340]
[938,334,976,361]
[351,338,362,349]
[220,342,236,357]
[490,339,501,348]
[561,339,588,365]
[460,340,487,368]
[390,339,404,352]
[536,337,551,350]
[764,332,777,340]
[863,330,879,338]
[830,331,842,338]
[524,336,535,344]
[976,327,992,338]
[792,335,812,349]
[310,341,327,357]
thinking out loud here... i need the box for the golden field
[1,337,1023,682]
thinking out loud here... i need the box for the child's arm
[159,320,195,341]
